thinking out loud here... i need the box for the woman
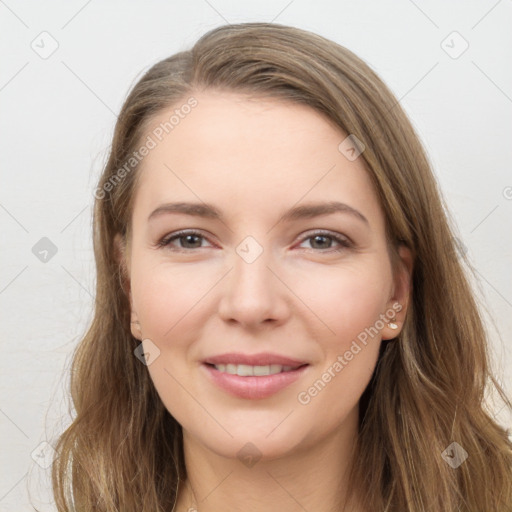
[52,22,512,511]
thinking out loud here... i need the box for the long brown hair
[50,22,512,511]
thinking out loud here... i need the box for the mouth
[201,354,310,399]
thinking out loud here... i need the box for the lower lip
[201,363,309,399]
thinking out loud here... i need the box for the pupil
[184,235,200,247]
[313,235,330,248]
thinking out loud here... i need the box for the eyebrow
[147,200,369,225]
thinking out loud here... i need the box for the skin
[117,90,412,512]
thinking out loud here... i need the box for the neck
[174,407,363,512]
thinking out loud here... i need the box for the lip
[201,353,309,400]
[203,352,307,367]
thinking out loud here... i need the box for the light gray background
[1,1,511,510]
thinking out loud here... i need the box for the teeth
[213,364,296,376]
[237,364,253,376]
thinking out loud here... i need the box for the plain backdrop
[1,1,511,509]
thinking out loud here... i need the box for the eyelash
[156,229,353,253]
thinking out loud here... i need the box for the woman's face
[121,90,410,460]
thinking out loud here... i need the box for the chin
[209,431,305,463]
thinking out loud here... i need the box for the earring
[388,318,398,330]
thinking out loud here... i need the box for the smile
[202,361,309,400]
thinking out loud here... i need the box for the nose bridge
[232,234,276,301]
[218,234,288,325]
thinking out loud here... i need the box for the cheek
[290,267,388,435]
[292,260,391,346]
[130,258,221,342]
[130,262,211,427]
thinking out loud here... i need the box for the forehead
[132,90,384,229]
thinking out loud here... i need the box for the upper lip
[203,352,308,367]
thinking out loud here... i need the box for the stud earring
[388,318,398,330]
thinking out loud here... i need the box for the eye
[297,231,352,252]
[157,230,213,251]
[156,229,353,253]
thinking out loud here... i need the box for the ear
[381,244,413,340]
[114,233,142,340]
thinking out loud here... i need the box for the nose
[217,244,291,329]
